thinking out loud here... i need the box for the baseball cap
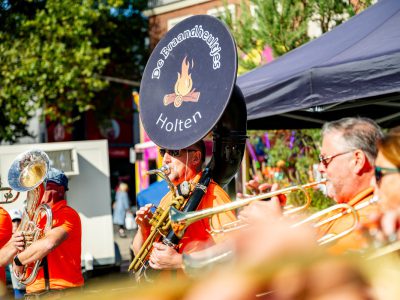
[9,208,22,221]
[47,167,69,191]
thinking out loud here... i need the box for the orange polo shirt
[159,174,236,254]
[138,173,236,281]
[318,187,379,254]
[27,200,84,293]
[0,207,12,284]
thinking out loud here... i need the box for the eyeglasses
[159,148,198,157]
[318,150,354,167]
[374,166,400,184]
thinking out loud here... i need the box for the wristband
[14,255,23,267]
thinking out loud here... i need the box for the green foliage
[248,129,334,210]
[0,0,148,143]
[221,0,372,74]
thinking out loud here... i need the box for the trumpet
[170,179,327,238]
[292,195,378,245]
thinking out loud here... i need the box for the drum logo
[163,56,200,108]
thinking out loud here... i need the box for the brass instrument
[170,180,327,238]
[8,149,51,285]
[181,194,379,273]
[128,166,187,277]
[291,203,359,245]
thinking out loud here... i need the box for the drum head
[140,15,237,150]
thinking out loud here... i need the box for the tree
[0,0,148,143]
[222,0,372,74]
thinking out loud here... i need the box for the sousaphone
[131,15,247,279]
[140,14,247,186]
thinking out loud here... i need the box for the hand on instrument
[371,209,400,243]
[11,232,25,252]
[238,183,284,225]
[246,179,272,195]
[12,263,24,278]
[135,204,154,234]
[149,242,183,270]
[238,180,286,205]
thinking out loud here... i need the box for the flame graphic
[174,57,193,97]
[163,56,200,107]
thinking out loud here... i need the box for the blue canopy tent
[237,0,400,129]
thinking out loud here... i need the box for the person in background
[370,126,400,245]
[12,168,84,298]
[238,117,383,254]
[0,204,12,295]
[9,209,25,295]
[315,117,383,253]
[8,208,26,299]
[113,182,131,238]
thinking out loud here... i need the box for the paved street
[113,226,137,273]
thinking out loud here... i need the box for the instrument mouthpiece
[160,165,170,174]
[147,165,170,175]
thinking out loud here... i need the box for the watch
[13,255,23,267]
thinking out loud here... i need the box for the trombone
[177,181,378,273]
[170,179,327,239]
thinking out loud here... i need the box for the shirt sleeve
[0,209,12,247]
[58,207,81,235]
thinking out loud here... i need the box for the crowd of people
[0,117,400,299]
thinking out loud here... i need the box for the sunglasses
[318,150,354,168]
[374,166,400,183]
[159,148,198,157]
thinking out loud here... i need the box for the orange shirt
[0,207,12,284]
[318,187,379,254]
[159,174,236,254]
[27,200,84,293]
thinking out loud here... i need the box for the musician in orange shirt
[12,168,84,298]
[0,206,12,285]
[238,118,383,254]
[132,140,236,276]
[316,117,383,253]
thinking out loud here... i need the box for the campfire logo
[163,56,200,107]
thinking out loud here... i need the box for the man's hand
[238,179,287,206]
[11,232,25,252]
[149,242,182,270]
[135,204,154,235]
[12,262,24,279]
[238,182,286,226]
